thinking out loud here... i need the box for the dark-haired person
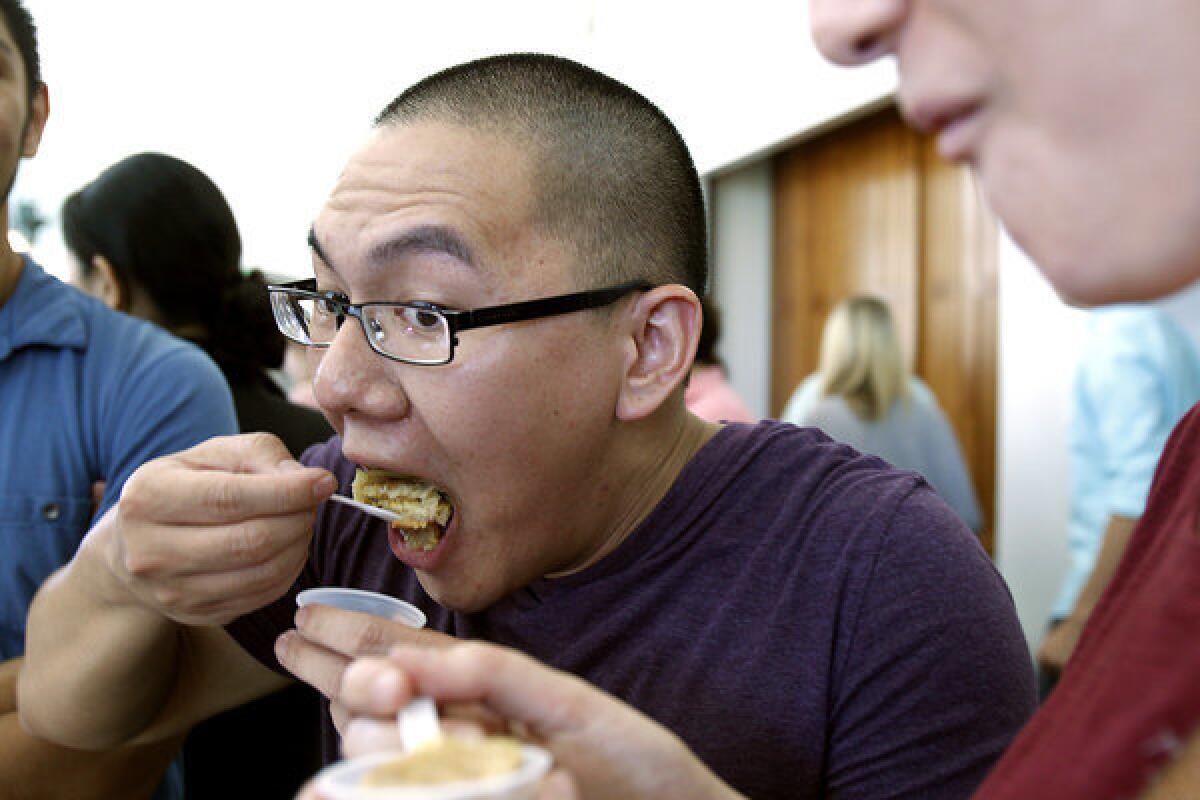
[21,54,1034,799]
[63,151,334,799]
[0,3,237,799]
[64,152,333,470]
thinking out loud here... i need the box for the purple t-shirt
[228,421,1035,799]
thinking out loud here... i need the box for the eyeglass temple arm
[449,281,653,333]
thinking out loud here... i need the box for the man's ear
[615,285,702,421]
[21,83,48,158]
[90,255,127,312]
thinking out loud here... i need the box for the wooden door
[772,104,999,553]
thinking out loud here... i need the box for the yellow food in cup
[361,736,523,786]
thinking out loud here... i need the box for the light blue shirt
[0,259,236,799]
[1053,306,1200,617]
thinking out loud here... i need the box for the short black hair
[62,152,284,380]
[374,53,708,296]
[0,0,41,103]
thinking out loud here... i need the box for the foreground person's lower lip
[386,512,457,571]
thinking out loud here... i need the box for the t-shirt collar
[0,256,88,360]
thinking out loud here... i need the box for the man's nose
[809,0,907,66]
[312,315,411,420]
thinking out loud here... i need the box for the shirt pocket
[0,493,93,659]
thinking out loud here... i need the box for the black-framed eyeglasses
[267,278,654,365]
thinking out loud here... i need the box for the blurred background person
[684,296,755,423]
[781,295,982,533]
[63,152,333,456]
[0,2,238,798]
[1037,304,1200,696]
[62,151,332,799]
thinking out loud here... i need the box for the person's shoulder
[707,424,979,597]
[713,420,929,528]
[1085,305,1174,355]
[907,376,937,405]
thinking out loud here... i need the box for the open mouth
[351,468,454,552]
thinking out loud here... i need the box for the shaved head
[374,53,707,295]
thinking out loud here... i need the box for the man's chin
[413,571,504,614]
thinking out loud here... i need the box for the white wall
[993,234,1086,644]
[710,162,773,419]
[14,0,893,282]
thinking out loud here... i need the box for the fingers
[125,510,316,576]
[278,607,448,697]
[177,432,298,474]
[383,643,588,736]
[293,603,453,659]
[102,433,335,627]
[121,456,335,525]
[275,628,360,701]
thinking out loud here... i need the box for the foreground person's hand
[100,433,336,625]
[327,642,744,800]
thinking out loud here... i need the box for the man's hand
[1037,616,1087,676]
[102,433,336,625]
[303,641,743,800]
[274,603,455,735]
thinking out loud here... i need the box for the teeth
[398,523,444,552]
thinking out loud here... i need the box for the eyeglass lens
[271,291,452,364]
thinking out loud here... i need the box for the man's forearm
[2,658,181,799]
[1069,514,1139,621]
[18,519,182,750]
[0,711,183,800]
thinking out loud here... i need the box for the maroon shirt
[228,421,1034,799]
[975,403,1200,799]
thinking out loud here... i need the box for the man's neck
[550,411,721,578]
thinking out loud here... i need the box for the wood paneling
[771,104,998,552]
[772,108,921,416]
[916,137,999,554]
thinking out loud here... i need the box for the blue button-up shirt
[1054,306,1200,617]
[0,257,236,653]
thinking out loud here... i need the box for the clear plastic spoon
[327,493,404,526]
[399,695,442,751]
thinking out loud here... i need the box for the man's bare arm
[1,657,186,799]
[18,434,331,749]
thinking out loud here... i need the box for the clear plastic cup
[296,587,427,629]
[313,744,553,800]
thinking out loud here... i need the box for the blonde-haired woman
[781,296,982,532]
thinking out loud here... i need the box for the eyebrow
[367,225,476,270]
[307,227,339,278]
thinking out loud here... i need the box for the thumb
[386,643,593,737]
